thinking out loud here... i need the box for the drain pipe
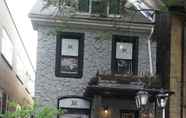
[147,27,154,76]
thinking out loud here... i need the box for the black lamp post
[136,90,149,109]
[156,89,169,118]
[135,88,173,118]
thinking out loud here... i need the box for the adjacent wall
[0,0,33,105]
[169,15,183,118]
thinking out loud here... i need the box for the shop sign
[58,97,90,109]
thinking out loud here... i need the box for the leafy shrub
[0,101,63,118]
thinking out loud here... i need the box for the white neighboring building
[0,0,35,111]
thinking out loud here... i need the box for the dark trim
[1,54,12,70]
[25,88,31,95]
[120,109,139,118]
[111,35,138,75]
[55,32,84,78]
[16,74,24,85]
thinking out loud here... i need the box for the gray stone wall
[35,26,156,107]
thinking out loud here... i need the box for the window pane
[117,60,132,74]
[79,0,89,13]
[1,29,13,66]
[121,112,136,118]
[116,42,133,60]
[91,0,107,15]
[61,39,79,56]
[109,0,120,14]
[60,56,78,74]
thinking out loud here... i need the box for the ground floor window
[120,110,138,118]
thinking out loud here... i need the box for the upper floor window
[78,0,120,16]
[1,29,13,67]
[55,32,84,78]
[112,35,138,75]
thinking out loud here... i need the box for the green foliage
[42,0,78,13]
[140,75,161,89]
[159,0,177,11]
[43,0,179,13]
[0,101,63,118]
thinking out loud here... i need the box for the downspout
[147,12,156,77]
[147,27,154,76]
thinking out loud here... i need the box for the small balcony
[84,72,161,98]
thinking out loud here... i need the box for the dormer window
[78,0,120,16]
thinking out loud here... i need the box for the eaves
[29,13,153,33]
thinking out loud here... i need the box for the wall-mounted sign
[116,42,133,60]
[61,38,79,56]
[58,97,90,109]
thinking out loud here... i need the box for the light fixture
[103,105,109,114]
[135,90,149,109]
[135,88,174,118]
[156,90,169,109]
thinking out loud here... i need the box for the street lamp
[156,91,169,109]
[156,90,169,118]
[136,90,149,109]
[135,89,173,118]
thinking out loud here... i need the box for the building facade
[29,0,167,118]
[0,0,34,112]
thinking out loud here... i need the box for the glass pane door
[120,110,138,118]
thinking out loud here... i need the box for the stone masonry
[35,26,156,107]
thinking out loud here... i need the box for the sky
[6,0,37,70]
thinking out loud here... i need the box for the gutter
[147,27,154,76]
